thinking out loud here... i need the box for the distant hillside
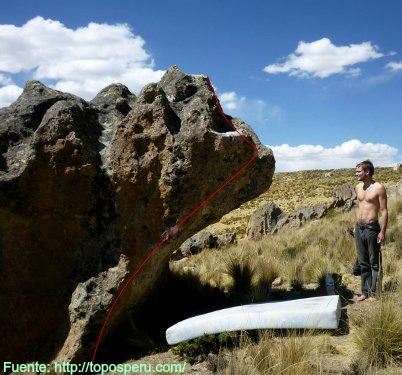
[206,167,402,237]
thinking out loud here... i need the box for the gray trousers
[354,222,381,296]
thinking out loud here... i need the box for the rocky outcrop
[171,231,236,260]
[246,201,283,240]
[329,183,356,212]
[393,162,402,172]
[273,203,327,232]
[0,66,275,363]
[246,201,327,238]
[90,83,137,163]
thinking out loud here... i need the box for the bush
[172,332,238,364]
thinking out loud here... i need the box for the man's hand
[377,232,385,243]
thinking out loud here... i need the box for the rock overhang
[0,66,275,363]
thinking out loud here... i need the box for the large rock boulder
[0,66,275,363]
[246,201,283,240]
[273,203,327,232]
[246,201,327,238]
[329,183,356,211]
[171,231,236,260]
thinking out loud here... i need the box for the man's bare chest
[357,187,379,204]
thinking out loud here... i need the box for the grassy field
[110,168,401,374]
[166,168,402,374]
[205,167,402,238]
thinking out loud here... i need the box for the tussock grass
[167,178,402,373]
[193,214,355,289]
[287,261,305,291]
[388,197,402,226]
[226,253,255,301]
[181,209,359,291]
[172,195,401,308]
[250,259,280,302]
[302,245,330,286]
[219,330,322,375]
[387,198,402,259]
[352,295,402,369]
[382,247,399,277]
[224,248,282,302]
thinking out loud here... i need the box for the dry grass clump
[302,245,331,287]
[382,246,399,278]
[223,247,281,302]
[351,295,402,370]
[173,208,358,294]
[264,212,356,286]
[219,330,322,375]
[386,197,402,257]
[251,259,280,302]
[226,253,255,301]
[287,261,304,291]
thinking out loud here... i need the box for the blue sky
[1,0,401,171]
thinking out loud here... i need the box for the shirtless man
[354,160,388,301]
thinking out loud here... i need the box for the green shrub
[172,332,238,364]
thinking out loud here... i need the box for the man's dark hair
[356,160,375,176]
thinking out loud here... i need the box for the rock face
[246,201,327,238]
[329,183,356,212]
[273,203,327,232]
[0,66,275,363]
[246,201,283,240]
[171,231,236,260]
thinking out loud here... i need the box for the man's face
[355,167,367,181]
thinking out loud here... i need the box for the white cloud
[219,91,246,110]
[386,61,402,71]
[264,38,383,78]
[0,85,23,108]
[0,16,165,103]
[217,91,282,130]
[268,139,398,172]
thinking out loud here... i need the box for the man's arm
[377,185,388,243]
[353,185,360,235]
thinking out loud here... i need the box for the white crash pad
[166,295,341,345]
